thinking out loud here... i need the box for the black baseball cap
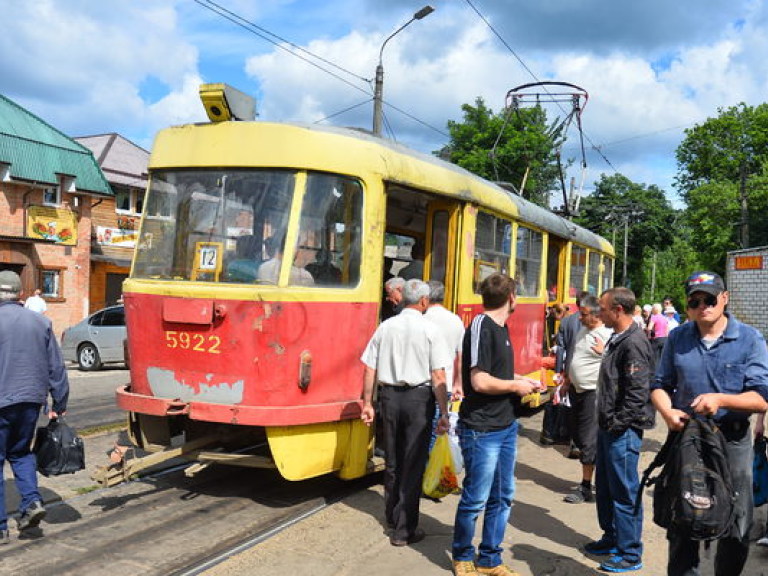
[684,271,725,296]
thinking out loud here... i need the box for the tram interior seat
[305,249,341,285]
[225,235,262,282]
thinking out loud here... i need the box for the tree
[441,97,564,207]
[676,103,768,268]
[575,174,678,299]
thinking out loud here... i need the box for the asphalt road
[50,364,130,430]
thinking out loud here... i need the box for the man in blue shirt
[651,271,768,576]
[0,270,69,545]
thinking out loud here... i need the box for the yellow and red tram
[116,86,613,483]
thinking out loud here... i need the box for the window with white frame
[40,269,63,299]
[114,185,144,214]
[43,185,61,206]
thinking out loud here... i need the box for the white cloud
[1,0,768,200]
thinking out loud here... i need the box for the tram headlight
[199,83,256,123]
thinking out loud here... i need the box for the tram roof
[149,120,613,256]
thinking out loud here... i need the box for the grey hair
[580,294,601,315]
[385,277,405,291]
[402,279,430,305]
[427,280,445,304]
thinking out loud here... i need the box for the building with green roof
[0,93,113,335]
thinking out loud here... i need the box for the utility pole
[372,6,434,136]
[622,216,629,286]
[739,161,749,248]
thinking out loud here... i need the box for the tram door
[546,237,567,305]
[425,202,461,310]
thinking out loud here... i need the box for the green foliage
[575,174,678,299]
[676,102,768,269]
[442,97,563,207]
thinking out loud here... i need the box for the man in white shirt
[424,280,465,399]
[256,235,314,286]
[361,279,450,547]
[562,294,612,504]
[23,289,47,314]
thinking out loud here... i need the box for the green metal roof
[0,94,112,195]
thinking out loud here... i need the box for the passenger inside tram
[225,235,262,282]
[257,235,314,286]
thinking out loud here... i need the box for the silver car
[61,305,127,371]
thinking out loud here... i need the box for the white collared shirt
[361,308,451,386]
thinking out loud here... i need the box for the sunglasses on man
[687,293,719,309]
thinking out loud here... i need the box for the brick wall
[0,181,93,336]
[726,247,768,338]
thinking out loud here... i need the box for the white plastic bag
[447,403,464,475]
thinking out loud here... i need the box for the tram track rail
[2,458,379,576]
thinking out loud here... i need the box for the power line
[194,0,371,97]
[314,99,372,124]
[194,0,446,139]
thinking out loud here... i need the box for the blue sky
[2,0,767,207]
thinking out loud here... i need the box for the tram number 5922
[164,330,222,354]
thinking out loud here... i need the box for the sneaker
[475,565,521,576]
[17,501,46,531]
[584,538,619,555]
[599,555,643,572]
[757,536,768,547]
[453,560,479,576]
[564,485,594,503]
[0,529,9,545]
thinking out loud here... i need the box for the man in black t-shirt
[451,274,543,576]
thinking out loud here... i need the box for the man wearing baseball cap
[0,270,69,544]
[651,271,768,575]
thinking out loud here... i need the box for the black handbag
[33,418,85,477]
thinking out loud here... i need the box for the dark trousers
[666,426,753,576]
[379,384,434,542]
[0,403,42,530]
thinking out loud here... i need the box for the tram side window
[587,252,601,295]
[570,245,587,297]
[473,212,511,293]
[602,258,614,291]
[515,226,543,297]
[295,173,363,287]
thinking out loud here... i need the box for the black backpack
[637,418,735,541]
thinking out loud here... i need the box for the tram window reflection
[295,173,363,287]
[473,211,511,293]
[515,226,543,297]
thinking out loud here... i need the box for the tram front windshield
[132,169,363,287]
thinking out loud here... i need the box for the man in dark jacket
[585,286,655,573]
[0,271,69,544]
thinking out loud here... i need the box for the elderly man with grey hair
[382,276,406,320]
[361,278,451,547]
[0,271,69,544]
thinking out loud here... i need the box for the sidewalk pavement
[204,411,768,576]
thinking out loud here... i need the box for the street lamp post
[372,5,434,136]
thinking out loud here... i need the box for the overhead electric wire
[314,99,373,124]
[195,0,446,139]
[194,0,371,97]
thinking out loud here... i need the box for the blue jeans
[452,421,518,568]
[595,427,643,564]
[0,403,43,530]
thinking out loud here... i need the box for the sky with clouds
[1,0,766,206]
